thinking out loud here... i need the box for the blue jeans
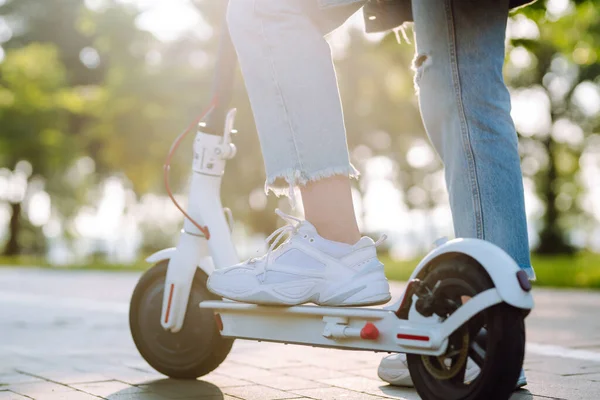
[227,0,535,276]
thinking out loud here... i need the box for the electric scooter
[129,11,534,400]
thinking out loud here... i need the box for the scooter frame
[147,106,533,357]
[144,6,534,369]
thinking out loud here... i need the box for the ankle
[308,220,361,245]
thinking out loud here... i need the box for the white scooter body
[147,109,533,355]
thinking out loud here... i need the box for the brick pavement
[1,268,600,399]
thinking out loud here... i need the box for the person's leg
[208,0,389,307]
[301,176,360,244]
[227,0,363,245]
[412,0,533,276]
[379,0,531,388]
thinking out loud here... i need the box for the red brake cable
[163,98,218,240]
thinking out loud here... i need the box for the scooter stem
[189,116,239,269]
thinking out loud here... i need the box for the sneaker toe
[377,354,414,387]
[208,264,260,297]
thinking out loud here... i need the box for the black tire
[405,257,525,400]
[129,261,234,379]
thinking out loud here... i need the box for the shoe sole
[378,363,526,390]
[208,274,391,307]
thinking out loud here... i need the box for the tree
[508,0,600,254]
[0,44,88,254]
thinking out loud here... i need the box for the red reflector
[215,313,224,331]
[164,284,175,324]
[360,322,379,340]
[397,333,429,342]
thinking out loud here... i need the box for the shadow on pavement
[378,384,420,399]
[376,384,535,400]
[106,378,224,399]
[511,388,534,399]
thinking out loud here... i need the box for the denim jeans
[227,0,535,276]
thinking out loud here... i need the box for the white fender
[402,238,533,310]
[145,247,215,276]
[146,247,177,264]
[145,243,216,332]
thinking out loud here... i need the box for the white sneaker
[378,353,528,389]
[517,368,528,388]
[207,210,391,306]
[377,353,481,387]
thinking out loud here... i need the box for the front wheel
[129,261,234,379]
[406,257,525,400]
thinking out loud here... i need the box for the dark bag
[363,0,412,33]
[363,0,537,33]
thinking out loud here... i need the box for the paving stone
[375,385,421,400]
[200,373,254,388]
[176,397,244,400]
[346,368,380,381]
[100,368,164,385]
[573,372,600,382]
[568,338,600,350]
[292,387,388,399]
[226,352,309,370]
[106,393,172,400]
[8,382,74,397]
[317,376,384,393]
[21,371,113,385]
[0,373,43,386]
[302,353,377,371]
[278,366,350,381]
[72,380,147,397]
[244,374,328,391]
[520,370,597,400]
[224,384,303,400]
[4,269,600,399]
[527,289,600,347]
[216,363,274,379]
[319,375,418,399]
[137,379,223,399]
[525,357,600,376]
[0,390,31,399]
[36,391,102,400]
[510,392,560,400]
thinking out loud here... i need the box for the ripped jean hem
[265,164,360,207]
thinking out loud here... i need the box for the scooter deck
[200,300,446,355]
[200,288,502,355]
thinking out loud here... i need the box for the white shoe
[516,368,528,388]
[378,353,528,389]
[377,353,480,387]
[207,210,391,306]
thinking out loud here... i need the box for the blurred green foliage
[2,251,600,290]
[381,252,600,290]
[509,0,600,254]
[0,0,598,267]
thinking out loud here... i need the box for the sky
[119,0,209,42]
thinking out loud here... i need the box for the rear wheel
[129,261,233,379]
[405,257,525,400]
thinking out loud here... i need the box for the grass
[0,255,149,272]
[1,252,600,290]
[381,252,600,290]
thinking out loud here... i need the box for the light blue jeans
[227,0,535,276]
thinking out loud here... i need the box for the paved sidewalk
[1,268,600,399]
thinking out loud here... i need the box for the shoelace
[252,209,302,276]
[374,234,387,247]
[251,209,388,277]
